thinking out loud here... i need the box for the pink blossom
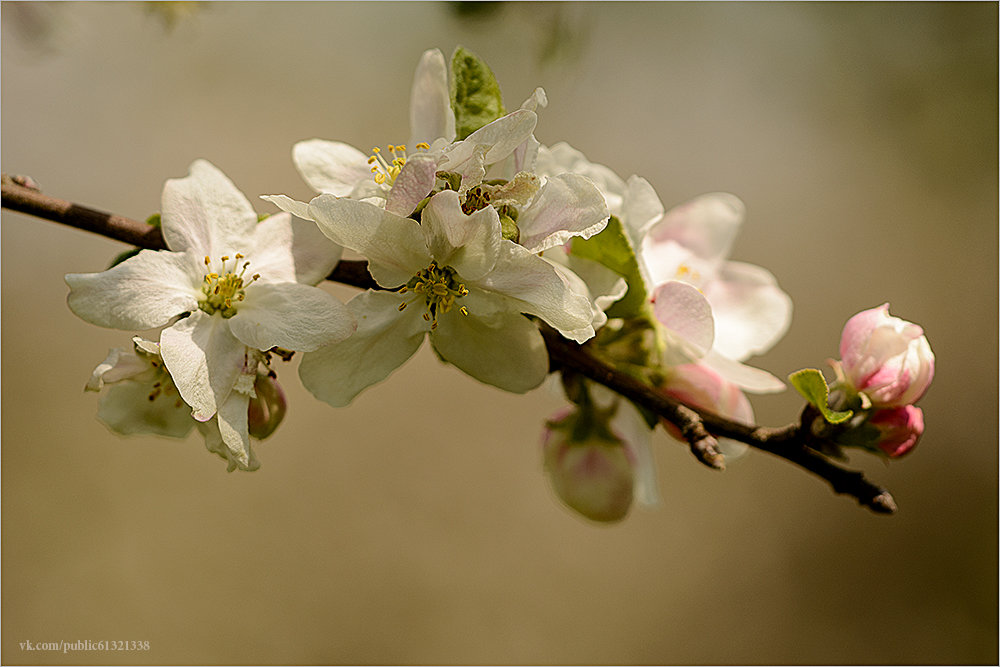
[839,304,934,407]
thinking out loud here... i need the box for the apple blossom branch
[0,175,897,514]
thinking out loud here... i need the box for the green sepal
[145,213,162,228]
[833,420,883,450]
[450,46,505,140]
[570,215,649,320]
[788,368,853,424]
[107,247,142,269]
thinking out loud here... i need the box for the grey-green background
[2,2,996,664]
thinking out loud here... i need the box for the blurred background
[2,2,996,664]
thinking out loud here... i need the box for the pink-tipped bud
[868,405,924,458]
[248,374,287,440]
[542,409,634,523]
[838,304,934,408]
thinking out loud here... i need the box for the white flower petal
[159,312,246,421]
[438,110,538,183]
[420,190,501,281]
[474,241,596,342]
[543,251,626,332]
[516,173,610,253]
[535,142,627,217]
[97,381,194,438]
[646,192,744,268]
[701,350,786,394]
[307,195,428,287]
[66,250,200,330]
[519,87,548,112]
[293,139,373,196]
[409,48,455,145]
[430,308,548,394]
[652,281,715,364]
[298,291,428,407]
[385,154,439,217]
[704,261,793,361]
[217,389,253,470]
[161,159,258,255]
[250,212,343,286]
[228,282,355,352]
[608,396,660,507]
[260,194,313,222]
[622,175,665,245]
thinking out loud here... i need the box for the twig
[1,176,897,514]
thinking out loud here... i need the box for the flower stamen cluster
[198,254,260,318]
[398,260,469,329]
[368,142,430,185]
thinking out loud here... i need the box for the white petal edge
[409,48,456,145]
[307,196,429,287]
[66,250,201,331]
[161,159,258,256]
[228,282,355,352]
[298,291,429,407]
[159,312,246,421]
[517,173,610,254]
[293,139,373,196]
[430,307,548,394]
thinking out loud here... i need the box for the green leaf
[570,215,649,320]
[145,213,161,228]
[450,46,505,140]
[788,368,853,424]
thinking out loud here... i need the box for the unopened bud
[868,405,924,458]
[542,408,634,523]
[247,373,287,439]
[838,304,934,408]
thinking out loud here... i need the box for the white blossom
[66,160,355,466]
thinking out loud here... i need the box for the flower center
[199,254,260,319]
[368,142,430,186]
[397,260,469,329]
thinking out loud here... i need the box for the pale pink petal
[409,48,455,145]
[652,281,715,364]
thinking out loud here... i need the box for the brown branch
[541,327,897,514]
[1,175,896,514]
[1,176,376,289]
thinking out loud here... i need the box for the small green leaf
[107,247,142,269]
[145,213,162,228]
[788,368,853,424]
[570,215,649,320]
[450,46,505,140]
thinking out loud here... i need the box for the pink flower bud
[542,409,634,523]
[839,304,934,408]
[868,405,924,458]
[247,374,287,440]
